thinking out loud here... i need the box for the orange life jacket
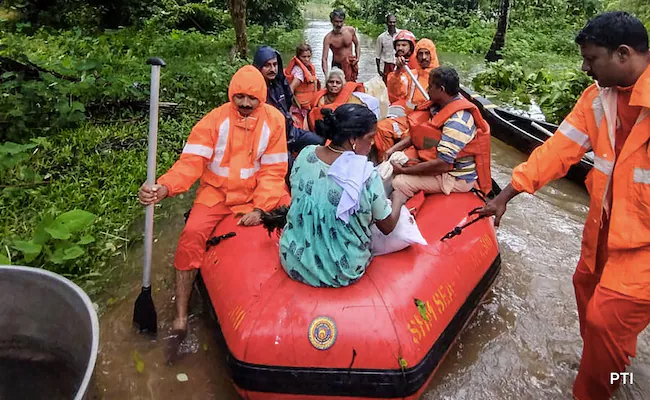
[308,82,365,131]
[284,57,319,110]
[388,66,432,116]
[407,96,492,193]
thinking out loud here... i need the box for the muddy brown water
[88,20,649,400]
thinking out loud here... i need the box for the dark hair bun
[315,108,337,140]
[315,104,377,145]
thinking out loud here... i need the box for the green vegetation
[0,0,302,296]
[304,0,335,20]
[1,0,649,297]
[473,60,592,123]
[338,0,649,123]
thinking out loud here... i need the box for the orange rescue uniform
[386,30,417,104]
[509,64,650,400]
[378,39,440,157]
[389,39,439,114]
[157,65,290,271]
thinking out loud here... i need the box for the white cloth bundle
[377,151,409,196]
[370,200,428,256]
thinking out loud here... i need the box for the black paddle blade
[133,286,157,335]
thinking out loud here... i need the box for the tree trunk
[485,0,510,62]
[228,0,248,59]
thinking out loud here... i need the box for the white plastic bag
[370,204,428,255]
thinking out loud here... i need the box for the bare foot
[166,269,196,365]
[165,318,188,365]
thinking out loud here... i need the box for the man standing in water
[322,9,360,82]
[375,14,400,84]
[476,12,650,400]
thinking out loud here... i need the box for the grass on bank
[1,24,303,299]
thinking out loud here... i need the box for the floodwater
[88,19,649,400]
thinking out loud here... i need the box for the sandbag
[370,202,427,256]
[363,76,389,120]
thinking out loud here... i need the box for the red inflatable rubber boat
[198,190,501,399]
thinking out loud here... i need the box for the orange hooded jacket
[388,38,440,115]
[157,65,289,215]
[510,63,650,300]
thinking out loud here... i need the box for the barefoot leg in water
[166,268,198,364]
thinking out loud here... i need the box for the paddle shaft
[142,63,162,289]
[403,65,430,101]
[531,121,554,138]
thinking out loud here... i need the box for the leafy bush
[149,2,233,32]
[0,21,303,292]
[472,60,527,91]
[472,60,592,123]
[0,23,302,143]
[331,0,362,19]
[0,118,192,292]
[605,0,650,30]
[2,0,163,29]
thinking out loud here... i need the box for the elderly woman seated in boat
[307,67,369,131]
[263,104,407,288]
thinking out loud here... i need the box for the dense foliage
[340,0,648,123]
[472,60,593,123]
[0,1,301,294]
[2,0,307,31]
[0,25,300,142]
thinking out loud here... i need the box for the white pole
[403,65,429,101]
[142,57,165,288]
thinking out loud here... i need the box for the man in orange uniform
[391,38,439,114]
[137,65,290,359]
[476,12,650,400]
[376,38,441,160]
[386,30,417,104]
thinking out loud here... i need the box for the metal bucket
[0,265,99,400]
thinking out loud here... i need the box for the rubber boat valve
[206,232,236,250]
[440,207,489,241]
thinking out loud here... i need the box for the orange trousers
[572,258,650,400]
[374,116,410,160]
[174,203,231,271]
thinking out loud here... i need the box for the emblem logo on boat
[308,316,337,350]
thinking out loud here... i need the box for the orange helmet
[393,30,416,56]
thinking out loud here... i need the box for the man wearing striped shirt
[386,67,487,197]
